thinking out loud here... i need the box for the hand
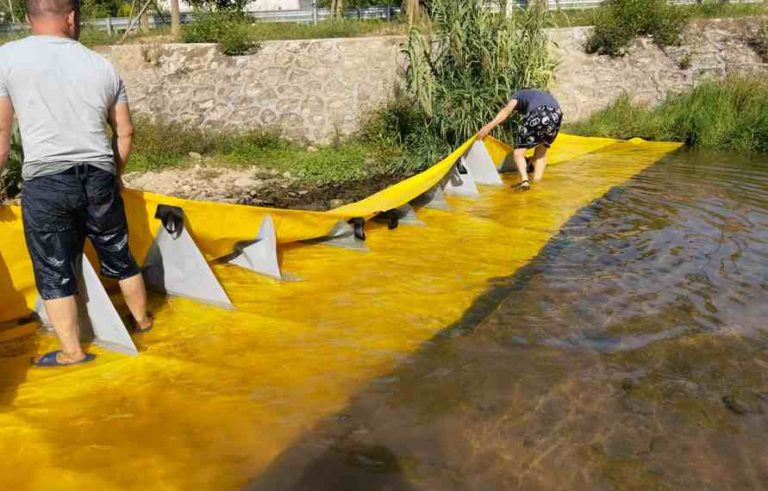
[117,176,125,192]
[476,125,492,140]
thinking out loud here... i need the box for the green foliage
[181,11,259,55]
[187,0,248,12]
[585,0,690,56]
[403,0,557,147]
[359,100,450,173]
[316,0,400,6]
[81,0,126,19]
[0,125,23,201]
[251,19,399,41]
[78,27,121,47]
[567,76,768,153]
[129,118,405,183]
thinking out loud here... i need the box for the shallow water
[249,150,768,490]
[3,143,766,490]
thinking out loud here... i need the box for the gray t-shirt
[0,35,128,180]
[510,89,560,116]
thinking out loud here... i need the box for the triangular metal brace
[375,204,425,229]
[306,220,370,252]
[442,163,479,197]
[143,206,234,309]
[35,254,138,355]
[464,141,503,185]
[411,185,451,211]
[227,214,282,280]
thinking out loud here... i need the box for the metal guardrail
[1,0,763,34]
[0,6,402,34]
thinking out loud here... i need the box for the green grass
[0,18,402,50]
[551,2,767,28]
[566,76,768,153]
[250,19,404,41]
[128,114,428,184]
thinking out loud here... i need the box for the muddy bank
[123,165,415,211]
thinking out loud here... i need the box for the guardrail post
[312,0,318,24]
[106,17,113,35]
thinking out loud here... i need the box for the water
[249,150,768,490]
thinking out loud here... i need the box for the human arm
[476,99,518,140]
[0,97,14,172]
[107,101,134,190]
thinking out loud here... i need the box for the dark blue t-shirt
[510,89,560,115]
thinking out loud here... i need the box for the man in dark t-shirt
[477,89,563,191]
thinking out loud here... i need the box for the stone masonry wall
[99,36,403,143]
[551,18,768,120]
[99,18,768,143]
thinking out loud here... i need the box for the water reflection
[249,150,768,490]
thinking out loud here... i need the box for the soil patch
[123,165,415,211]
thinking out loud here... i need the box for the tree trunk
[170,0,180,38]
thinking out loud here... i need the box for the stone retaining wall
[100,36,403,143]
[99,17,768,143]
[551,18,768,120]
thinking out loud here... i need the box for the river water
[249,149,768,490]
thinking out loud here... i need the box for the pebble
[234,177,256,188]
[189,152,203,161]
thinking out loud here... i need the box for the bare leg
[119,273,152,330]
[41,296,86,363]
[532,144,549,183]
[513,148,530,185]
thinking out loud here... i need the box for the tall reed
[402,0,558,146]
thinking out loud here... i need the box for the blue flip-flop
[32,351,97,368]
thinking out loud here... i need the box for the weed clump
[567,76,768,153]
[182,12,260,55]
[585,0,690,56]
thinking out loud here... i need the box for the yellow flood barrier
[0,135,681,490]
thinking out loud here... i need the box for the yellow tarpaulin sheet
[0,135,681,490]
[0,134,621,322]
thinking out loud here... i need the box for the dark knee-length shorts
[516,105,563,149]
[21,164,140,300]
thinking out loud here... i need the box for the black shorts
[515,105,563,149]
[21,165,140,301]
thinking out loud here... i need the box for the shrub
[181,12,260,55]
[402,0,558,147]
[586,0,690,56]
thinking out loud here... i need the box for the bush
[402,0,558,147]
[586,0,690,56]
[181,12,260,55]
[567,76,768,153]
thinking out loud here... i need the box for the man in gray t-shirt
[477,88,563,191]
[0,0,153,367]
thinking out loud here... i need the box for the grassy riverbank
[567,76,768,153]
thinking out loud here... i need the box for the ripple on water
[248,150,768,491]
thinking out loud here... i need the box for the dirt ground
[123,164,413,211]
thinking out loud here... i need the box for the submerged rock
[722,393,764,415]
